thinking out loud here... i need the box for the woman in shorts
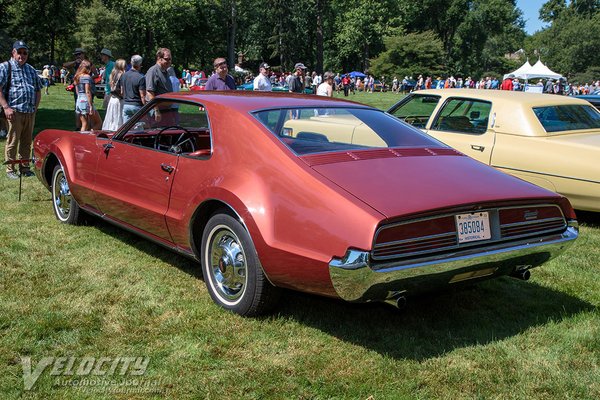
[74,60,96,131]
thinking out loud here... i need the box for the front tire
[201,213,280,316]
[51,164,84,225]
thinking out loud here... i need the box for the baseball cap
[259,62,271,70]
[100,48,113,58]
[73,48,85,55]
[13,41,29,51]
[294,63,307,70]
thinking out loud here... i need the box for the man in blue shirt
[0,41,42,179]
[205,57,236,90]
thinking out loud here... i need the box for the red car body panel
[34,92,577,300]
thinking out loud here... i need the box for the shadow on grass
[575,210,600,228]
[34,109,78,135]
[89,217,594,361]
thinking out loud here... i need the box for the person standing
[100,48,115,109]
[74,60,97,131]
[101,59,126,131]
[253,62,272,91]
[0,41,42,179]
[316,71,334,97]
[41,65,50,95]
[289,63,306,93]
[205,57,236,90]
[341,74,351,97]
[121,55,146,123]
[146,48,173,101]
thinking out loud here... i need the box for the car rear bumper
[329,223,578,303]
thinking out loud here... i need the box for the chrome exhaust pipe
[383,295,407,310]
[510,269,531,281]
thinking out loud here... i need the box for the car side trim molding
[493,165,600,185]
[329,224,578,303]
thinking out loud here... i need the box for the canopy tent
[504,59,562,81]
[348,71,366,78]
[504,60,532,80]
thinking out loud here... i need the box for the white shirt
[253,74,272,91]
[316,82,331,97]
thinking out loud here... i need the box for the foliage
[73,0,123,62]
[369,31,445,79]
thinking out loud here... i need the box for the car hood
[304,149,559,218]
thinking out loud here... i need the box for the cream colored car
[388,89,600,212]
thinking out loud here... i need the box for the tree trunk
[316,0,324,74]
[227,0,237,68]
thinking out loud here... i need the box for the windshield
[252,107,441,155]
[533,104,600,133]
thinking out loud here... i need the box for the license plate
[455,212,491,244]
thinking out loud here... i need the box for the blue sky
[516,0,547,34]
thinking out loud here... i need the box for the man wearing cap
[100,48,114,109]
[205,57,236,90]
[289,63,306,93]
[253,62,272,91]
[0,41,42,179]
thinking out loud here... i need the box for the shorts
[76,95,91,114]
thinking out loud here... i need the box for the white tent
[504,59,562,81]
[521,59,563,80]
[504,60,532,80]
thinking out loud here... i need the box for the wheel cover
[53,170,71,221]
[207,225,248,303]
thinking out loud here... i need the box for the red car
[33,92,578,316]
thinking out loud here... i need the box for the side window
[390,95,440,128]
[117,100,211,155]
[431,98,491,135]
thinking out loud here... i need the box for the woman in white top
[101,59,126,131]
[316,71,334,97]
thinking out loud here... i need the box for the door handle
[160,163,174,173]
[471,145,485,152]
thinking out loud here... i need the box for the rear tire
[51,164,85,225]
[201,213,280,316]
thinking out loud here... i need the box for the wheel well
[43,154,60,187]
[190,200,239,258]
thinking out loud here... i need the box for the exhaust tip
[511,269,531,281]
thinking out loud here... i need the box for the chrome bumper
[329,224,578,303]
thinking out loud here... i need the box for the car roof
[415,89,591,107]
[156,91,369,113]
[411,89,595,137]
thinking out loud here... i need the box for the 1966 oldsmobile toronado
[34,92,578,316]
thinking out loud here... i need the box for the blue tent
[348,71,366,78]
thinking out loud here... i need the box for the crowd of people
[2,39,600,181]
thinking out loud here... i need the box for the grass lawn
[0,85,599,399]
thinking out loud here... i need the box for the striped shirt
[0,59,42,113]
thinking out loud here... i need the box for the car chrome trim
[372,203,566,261]
[493,165,600,185]
[330,225,578,302]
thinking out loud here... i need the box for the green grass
[0,86,599,399]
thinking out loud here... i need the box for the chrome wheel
[52,168,71,221]
[201,212,281,316]
[51,164,84,225]
[206,225,248,304]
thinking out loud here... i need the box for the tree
[74,0,123,61]
[539,0,567,23]
[369,31,445,79]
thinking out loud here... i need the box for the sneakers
[21,170,35,177]
[6,171,19,179]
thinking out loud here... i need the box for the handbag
[0,61,12,119]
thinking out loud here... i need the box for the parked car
[190,78,208,91]
[575,95,600,111]
[65,74,105,99]
[388,89,600,212]
[237,81,314,94]
[34,92,578,316]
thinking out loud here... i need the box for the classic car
[189,78,208,91]
[34,92,578,316]
[237,81,314,94]
[575,95,600,111]
[388,89,600,212]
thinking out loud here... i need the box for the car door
[93,100,182,241]
[388,93,441,130]
[426,97,496,164]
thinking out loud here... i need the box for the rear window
[533,105,600,133]
[252,107,442,155]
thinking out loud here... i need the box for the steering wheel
[154,125,196,154]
